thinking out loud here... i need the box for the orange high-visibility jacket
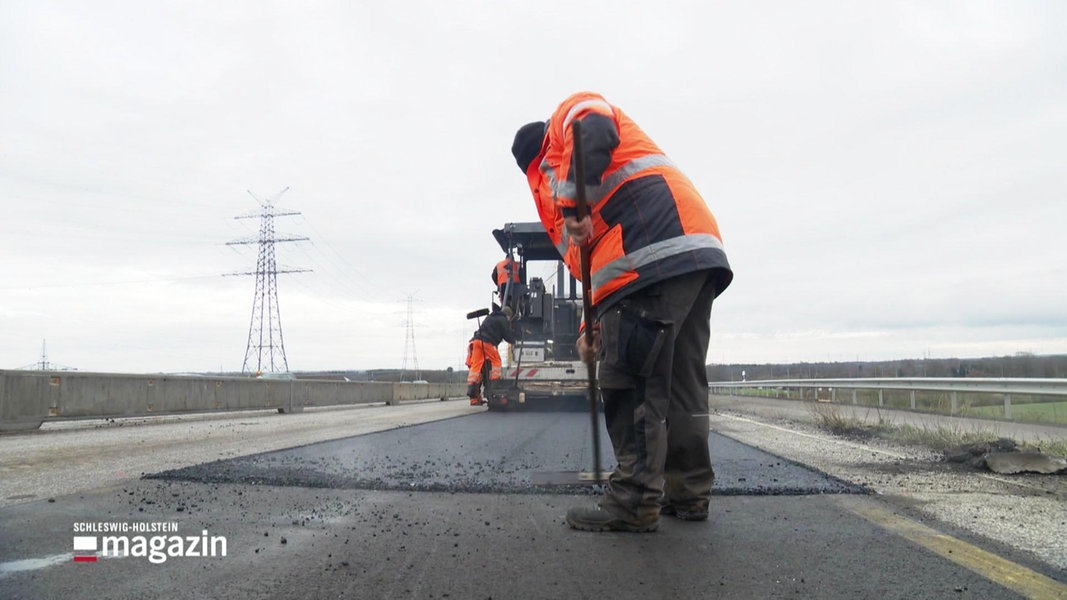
[525,144,582,281]
[543,91,732,309]
[494,257,521,286]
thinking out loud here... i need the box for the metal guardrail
[710,377,1067,421]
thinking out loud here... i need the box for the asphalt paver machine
[483,222,587,411]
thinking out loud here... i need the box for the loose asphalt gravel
[708,394,1067,573]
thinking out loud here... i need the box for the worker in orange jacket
[465,306,516,406]
[493,256,521,306]
[511,92,733,532]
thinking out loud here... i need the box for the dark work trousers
[596,269,718,523]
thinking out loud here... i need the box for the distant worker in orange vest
[465,306,516,406]
[511,91,733,532]
[493,256,521,306]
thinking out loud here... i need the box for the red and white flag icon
[73,536,98,562]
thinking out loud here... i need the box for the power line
[0,274,222,291]
[292,215,393,303]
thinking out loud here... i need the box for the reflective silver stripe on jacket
[562,99,614,132]
[539,157,571,257]
[590,233,725,292]
[553,154,674,207]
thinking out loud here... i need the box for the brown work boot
[469,397,485,406]
[565,505,658,533]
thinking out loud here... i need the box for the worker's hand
[576,324,601,364]
[565,215,593,247]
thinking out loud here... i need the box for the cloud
[2,0,1064,373]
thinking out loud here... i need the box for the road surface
[0,399,1063,599]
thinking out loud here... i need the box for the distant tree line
[292,368,461,383]
[706,353,1067,382]
[233,354,1067,383]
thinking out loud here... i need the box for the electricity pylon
[18,339,75,371]
[399,294,420,382]
[226,188,309,374]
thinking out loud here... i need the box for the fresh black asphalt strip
[148,411,865,496]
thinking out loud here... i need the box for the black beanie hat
[511,121,547,173]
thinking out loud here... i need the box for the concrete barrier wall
[0,370,467,432]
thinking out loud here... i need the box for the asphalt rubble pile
[943,438,1067,475]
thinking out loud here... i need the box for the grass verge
[807,402,1067,458]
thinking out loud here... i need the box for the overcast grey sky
[2,0,1064,374]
